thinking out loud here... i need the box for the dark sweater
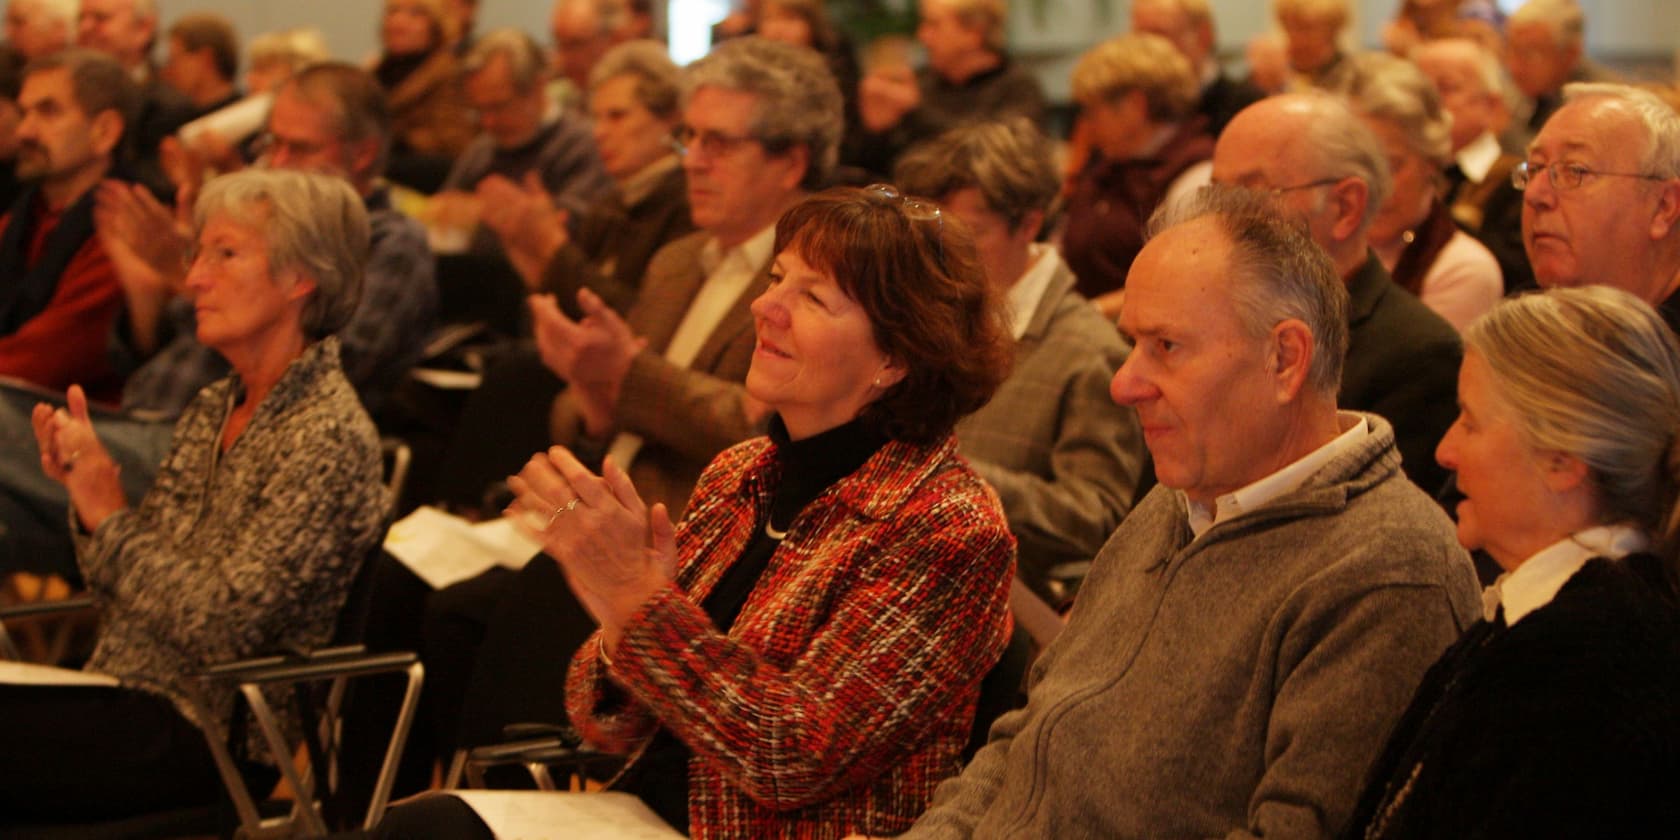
[1347,552,1680,839]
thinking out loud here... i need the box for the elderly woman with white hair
[0,169,387,824]
[1347,286,1680,837]
[1338,51,1503,332]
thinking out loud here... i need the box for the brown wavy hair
[772,186,1013,445]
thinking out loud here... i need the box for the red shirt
[0,199,123,402]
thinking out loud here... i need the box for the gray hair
[1508,0,1584,46]
[1336,51,1453,167]
[589,39,679,119]
[1467,286,1680,559]
[193,169,370,339]
[17,0,79,28]
[25,48,138,149]
[1292,91,1393,231]
[1149,184,1349,395]
[680,36,842,190]
[246,27,329,72]
[893,117,1060,230]
[1563,82,1680,180]
[1410,36,1503,96]
[461,28,548,94]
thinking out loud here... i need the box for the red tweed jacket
[566,433,1016,839]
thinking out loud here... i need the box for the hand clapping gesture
[30,385,126,532]
[529,289,646,437]
[506,447,677,652]
[477,173,569,290]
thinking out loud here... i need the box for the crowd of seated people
[2,0,1680,834]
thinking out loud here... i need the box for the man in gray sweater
[901,186,1481,838]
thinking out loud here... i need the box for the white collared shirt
[1456,131,1504,186]
[605,224,776,468]
[1482,525,1649,625]
[1182,412,1371,537]
[1003,244,1062,339]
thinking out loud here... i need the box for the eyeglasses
[865,183,943,262]
[668,125,761,159]
[1265,178,1342,196]
[1511,160,1665,191]
[251,132,327,162]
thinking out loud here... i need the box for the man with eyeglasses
[1210,92,1461,497]
[0,62,436,582]
[1519,83,1680,332]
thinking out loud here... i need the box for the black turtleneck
[615,414,887,832]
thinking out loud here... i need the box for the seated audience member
[1411,36,1534,292]
[1274,0,1353,90]
[4,0,75,61]
[245,28,329,96]
[428,28,611,257]
[0,62,434,580]
[75,0,195,198]
[895,118,1144,603]
[1062,32,1213,319]
[548,0,649,112]
[0,46,28,212]
[1130,0,1264,138]
[359,36,844,800]
[1337,52,1501,332]
[1347,286,1680,837]
[166,28,332,179]
[381,182,1016,840]
[758,0,861,143]
[848,0,1045,179]
[0,49,134,400]
[1213,92,1462,495]
[1502,0,1615,154]
[1520,83,1680,331]
[158,12,241,118]
[1245,30,1290,96]
[0,169,386,825]
[897,186,1480,838]
[374,0,475,192]
[431,40,693,502]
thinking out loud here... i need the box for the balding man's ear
[1649,178,1680,241]
[89,109,124,158]
[1269,319,1315,403]
[1327,177,1368,244]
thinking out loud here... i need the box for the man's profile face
[1110,217,1283,508]
[262,85,357,180]
[15,68,103,184]
[679,86,802,244]
[1504,20,1576,99]
[77,0,151,68]
[1522,98,1664,294]
[464,53,545,151]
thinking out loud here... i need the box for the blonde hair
[1468,286,1680,566]
[1071,33,1198,122]
[1508,0,1585,47]
[1274,0,1349,28]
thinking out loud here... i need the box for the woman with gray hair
[1339,51,1502,331]
[1347,286,1680,837]
[0,169,387,823]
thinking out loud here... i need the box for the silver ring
[62,450,83,469]
[545,497,579,528]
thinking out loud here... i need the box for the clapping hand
[506,447,677,651]
[478,173,569,289]
[530,289,645,436]
[30,385,126,532]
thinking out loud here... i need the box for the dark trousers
[0,682,266,824]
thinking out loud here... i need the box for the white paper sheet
[451,790,685,839]
[0,660,121,687]
[383,506,544,590]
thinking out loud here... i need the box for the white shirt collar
[1004,244,1062,339]
[1484,524,1649,625]
[1456,131,1504,184]
[1183,412,1370,537]
[699,222,777,278]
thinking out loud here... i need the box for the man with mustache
[0,49,134,400]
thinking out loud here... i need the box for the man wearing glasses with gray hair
[1519,82,1680,332]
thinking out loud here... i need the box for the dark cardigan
[1345,552,1680,839]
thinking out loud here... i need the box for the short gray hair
[680,36,842,190]
[589,39,679,119]
[1410,37,1503,96]
[1149,184,1349,395]
[194,169,370,340]
[283,62,392,181]
[25,48,139,151]
[1467,286,1680,551]
[461,28,548,94]
[1563,82,1680,180]
[1509,0,1584,46]
[1292,91,1393,231]
[246,27,330,73]
[1071,33,1199,122]
[893,117,1060,230]
[18,0,78,28]
[1336,51,1453,167]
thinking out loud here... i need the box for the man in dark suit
[1130,0,1263,138]
[1213,92,1461,497]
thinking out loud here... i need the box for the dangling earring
[873,376,883,388]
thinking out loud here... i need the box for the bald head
[1411,37,1507,151]
[1211,94,1390,277]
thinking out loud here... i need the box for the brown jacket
[381,49,475,158]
